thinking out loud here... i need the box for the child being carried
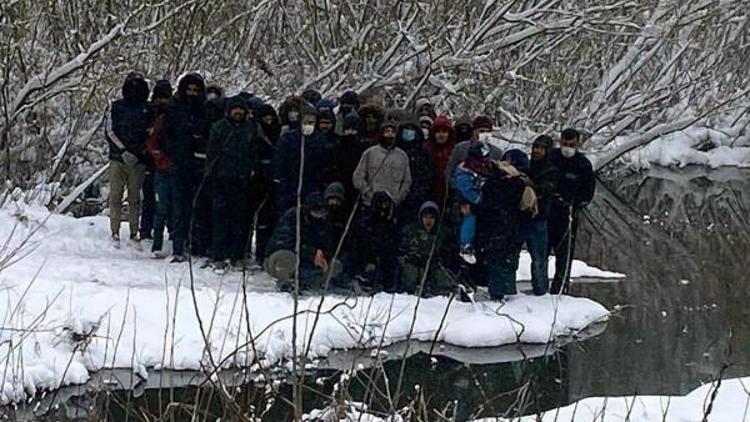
[452,142,493,264]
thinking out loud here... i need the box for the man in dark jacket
[396,114,436,228]
[250,104,281,263]
[399,201,454,295]
[334,90,360,136]
[205,85,226,125]
[453,116,473,143]
[278,95,308,135]
[272,105,336,213]
[324,182,348,243]
[206,96,260,273]
[264,192,341,290]
[328,114,369,210]
[347,191,400,292]
[163,72,211,262]
[521,135,559,295]
[106,72,154,247]
[473,161,527,300]
[548,128,596,294]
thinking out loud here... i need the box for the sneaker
[212,260,227,275]
[457,283,475,303]
[111,234,121,249]
[170,254,185,263]
[150,250,165,259]
[459,245,477,265]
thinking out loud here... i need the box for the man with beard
[352,120,412,209]
[206,96,260,273]
[163,72,210,262]
[328,114,369,210]
[106,72,154,247]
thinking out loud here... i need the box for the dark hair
[561,128,580,141]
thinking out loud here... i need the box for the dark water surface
[9,167,750,421]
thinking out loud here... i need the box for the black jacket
[397,127,436,215]
[528,157,560,221]
[549,149,596,210]
[328,134,370,203]
[206,100,259,180]
[106,77,154,162]
[266,207,334,266]
[163,75,210,178]
[474,167,526,257]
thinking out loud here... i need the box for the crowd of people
[105,71,596,300]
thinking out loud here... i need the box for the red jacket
[146,115,170,174]
[426,115,456,204]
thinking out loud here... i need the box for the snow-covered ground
[0,202,616,404]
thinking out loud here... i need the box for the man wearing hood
[358,103,385,145]
[264,192,341,291]
[205,96,260,273]
[414,97,436,119]
[272,105,336,213]
[453,116,473,143]
[427,115,457,205]
[324,182,348,242]
[317,107,338,143]
[145,79,174,258]
[328,114,369,210]
[278,95,308,135]
[396,113,436,228]
[444,115,504,184]
[205,85,226,125]
[106,72,155,247]
[334,90,360,136]
[163,72,211,262]
[399,201,454,296]
[548,128,595,294]
[352,120,412,208]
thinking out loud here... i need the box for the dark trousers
[190,164,212,257]
[212,177,248,262]
[521,219,549,295]
[248,176,277,263]
[170,171,192,257]
[477,249,520,300]
[152,173,172,252]
[548,206,579,294]
[140,168,156,238]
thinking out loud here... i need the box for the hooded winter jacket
[206,96,260,180]
[163,72,210,177]
[399,201,450,267]
[427,115,457,203]
[397,116,436,216]
[106,74,154,163]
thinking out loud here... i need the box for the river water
[9,167,750,421]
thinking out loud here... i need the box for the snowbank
[475,377,750,421]
[0,203,614,404]
[610,126,750,170]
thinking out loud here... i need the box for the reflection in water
[570,167,750,400]
[8,168,750,421]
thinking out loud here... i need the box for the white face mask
[288,111,299,122]
[478,133,492,143]
[561,146,576,158]
[301,124,315,136]
[206,93,218,101]
[422,128,430,139]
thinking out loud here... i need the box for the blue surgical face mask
[402,129,416,142]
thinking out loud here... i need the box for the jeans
[152,173,172,252]
[109,160,145,238]
[459,214,476,246]
[521,220,549,295]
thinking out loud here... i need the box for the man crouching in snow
[264,192,343,291]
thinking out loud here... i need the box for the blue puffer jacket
[452,167,484,205]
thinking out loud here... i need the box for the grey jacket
[444,140,504,185]
[353,144,412,206]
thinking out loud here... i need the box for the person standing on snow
[521,135,559,295]
[452,142,493,265]
[395,114,436,228]
[162,72,211,262]
[328,114,369,210]
[426,115,457,206]
[205,96,260,273]
[352,120,412,209]
[249,103,281,264]
[105,72,155,247]
[444,115,504,183]
[145,79,174,258]
[272,105,336,213]
[548,128,596,294]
